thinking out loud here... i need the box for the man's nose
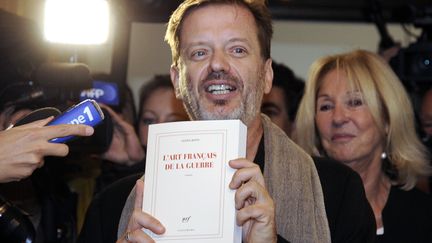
[209,50,230,73]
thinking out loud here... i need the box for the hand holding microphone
[99,104,145,165]
[81,81,144,165]
[0,100,104,183]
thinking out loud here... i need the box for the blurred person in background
[261,61,304,136]
[65,81,145,231]
[0,9,101,242]
[78,74,188,242]
[295,49,432,243]
[420,88,432,142]
[0,86,94,241]
[136,74,189,150]
[94,75,189,191]
[94,83,145,191]
[418,86,432,193]
[0,117,95,243]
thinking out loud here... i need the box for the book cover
[143,120,247,243]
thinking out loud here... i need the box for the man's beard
[178,69,265,126]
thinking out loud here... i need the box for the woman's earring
[381,152,387,160]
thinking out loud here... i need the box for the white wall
[86,20,419,107]
[271,21,415,79]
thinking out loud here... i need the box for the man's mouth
[206,84,236,95]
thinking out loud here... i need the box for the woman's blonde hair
[294,49,431,190]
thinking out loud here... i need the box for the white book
[143,120,247,243]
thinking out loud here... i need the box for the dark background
[110,0,431,23]
[105,0,431,87]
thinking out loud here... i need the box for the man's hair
[165,0,273,67]
[294,49,431,190]
[272,61,304,122]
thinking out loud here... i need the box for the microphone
[0,81,44,110]
[80,80,120,106]
[0,63,93,110]
[13,107,61,127]
[47,99,104,143]
[67,106,114,154]
[10,104,112,153]
[33,63,92,90]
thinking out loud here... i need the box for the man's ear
[170,65,182,99]
[263,58,273,94]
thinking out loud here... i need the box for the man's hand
[0,116,94,182]
[229,158,277,243]
[100,104,145,165]
[117,179,165,243]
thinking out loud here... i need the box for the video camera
[0,195,35,243]
[0,62,120,110]
[386,5,432,165]
[0,62,119,154]
[0,62,121,242]
[390,6,432,92]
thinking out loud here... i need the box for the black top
[376,186,432,243]
[78,138,376,243]
[312,156,376,243]
[78,173,141,243]
[254,139,376,243]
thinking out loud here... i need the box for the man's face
[170,4,272,125]
[261,87,292,136]
[421,89,432,137]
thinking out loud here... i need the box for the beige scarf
[117,115,330,243]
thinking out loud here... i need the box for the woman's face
[315,69,384,166]
[138,87,189,147]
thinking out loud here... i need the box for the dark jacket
[78,156,376,243]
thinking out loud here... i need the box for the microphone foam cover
[13,107,61,126]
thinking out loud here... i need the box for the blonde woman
[295,49,432,243]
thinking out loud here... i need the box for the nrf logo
[81,88,104,99]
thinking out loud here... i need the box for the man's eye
[231,47,247,56]
[423,122,432,129]
[192,50,206,58]
[261,108,279,117]
[233,48,245,53]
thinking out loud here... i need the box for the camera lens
[0,197,35,243]
[408,53,432,76]
[419,56,431,71]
